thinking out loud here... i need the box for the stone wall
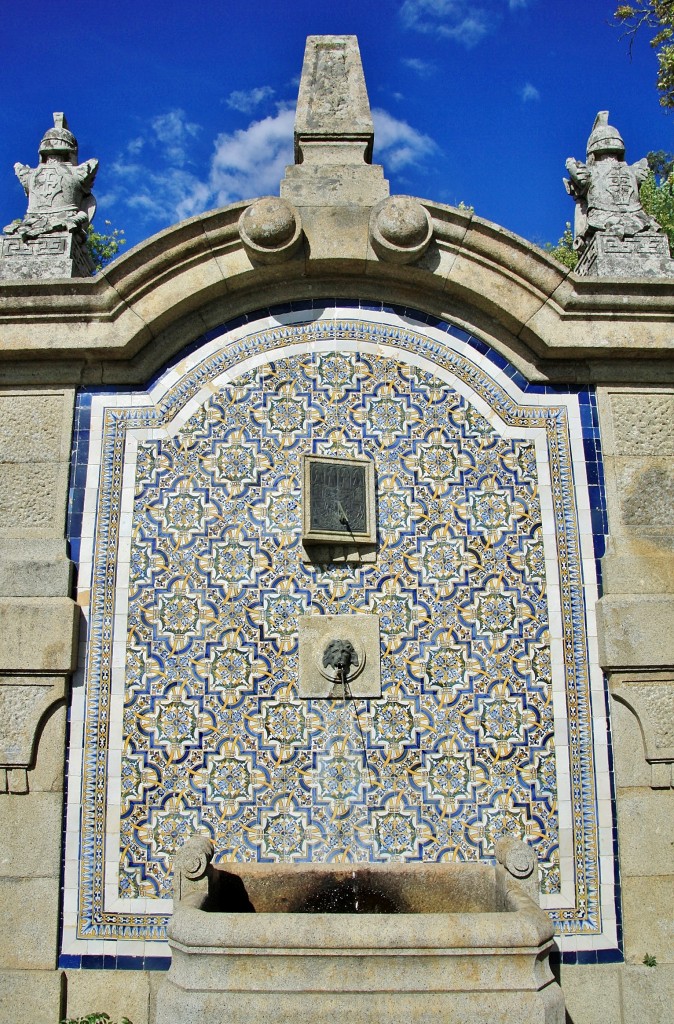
[0,388,76,1024]
[0,198,672,1022]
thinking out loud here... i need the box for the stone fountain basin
[157,860,564,1024]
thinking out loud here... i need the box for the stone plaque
[298,614,381,698]
[303,454,375,544]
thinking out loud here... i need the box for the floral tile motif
[62,305,614,959]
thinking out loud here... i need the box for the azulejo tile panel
[62,303,616,962]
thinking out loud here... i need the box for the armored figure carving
[4,113,98,242]
[565,111,659,253]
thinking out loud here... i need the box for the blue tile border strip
[63,301,615,959]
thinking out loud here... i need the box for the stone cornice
[1,197,673,385]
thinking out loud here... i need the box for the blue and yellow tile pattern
[62,303,616,963]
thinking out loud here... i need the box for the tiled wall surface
[62,303,617,965]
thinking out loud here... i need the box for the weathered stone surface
[64,969,150,1024]
[558,963,622,1024]
[0,202,674,383]
[0,231,93,280]
[298,614,381,698]
[0,598,78,673]
[602,551,674,596]
[294,36,374,161]
[282,163,389,206]
[576,232,673,278]
[611,694,655,789]
[611,674,674,767]
[0,463,64,531]
[239,197,303,263]
[565,111,672,277]
[0,969,63,1024]
[0,539,72,597]
[0,394,68,460]
[0,792,63,876]
[0,390,74,536]
[0,677,68,770]
[158,850,563,1024]
[1,113,97,281]
[281,36,389,206]
[370,196,433,264]
[597,596,674,668]
[0,876,60,969]
[609,391,674,456]
[622,875,674,963]
[613,457,674,527]
[617,789,674,877]
[622,963,674,1024]
[156,989,562,1024]
[302,205,371,264]
[28,700,66,793]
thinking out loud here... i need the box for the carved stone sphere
[369,196,433,264]
[241,198,296,246]
[239,197,302,264]
[377,197,429,247]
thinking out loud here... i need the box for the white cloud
[402,57,436,77]
[148,110,200,166]
[208,108,295,206]
[400,0,530,47]
[104,105,436,231]
[520,82,540,102]
[400,0,491,47]
[372,109,437,172]
[226,86,275,114]
[105,159,209,224]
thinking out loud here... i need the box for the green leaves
[87,220,127,271]
[640,172,674,250]
[543,223,578,270]
[615,1,674,108]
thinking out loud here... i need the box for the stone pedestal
[0,231,94,280]
[280,36,389,206]
[576,232,673,277]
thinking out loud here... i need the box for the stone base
[281,163,389,206]
[156,863,565,1024]
[0,231,94,280]
[0,969,64,1024]
[576,232,674,278]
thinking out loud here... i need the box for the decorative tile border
[62,302,616,962]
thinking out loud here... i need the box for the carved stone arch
[3,196,673,392]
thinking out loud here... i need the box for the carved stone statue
[5,113,98,242]
[564,111,672,277]
[0,113,99,280]
[565,111,657,248]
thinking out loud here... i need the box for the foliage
[641,150,674,252]
[87,220,126,271]
[643,952,658,966]
[646,148,674,178]
[615,2,674,109]
[59,1014,133,1024]
[543,223,579,270]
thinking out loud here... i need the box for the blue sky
[1,0,671,254]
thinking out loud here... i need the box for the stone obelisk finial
[281,36,389,205]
